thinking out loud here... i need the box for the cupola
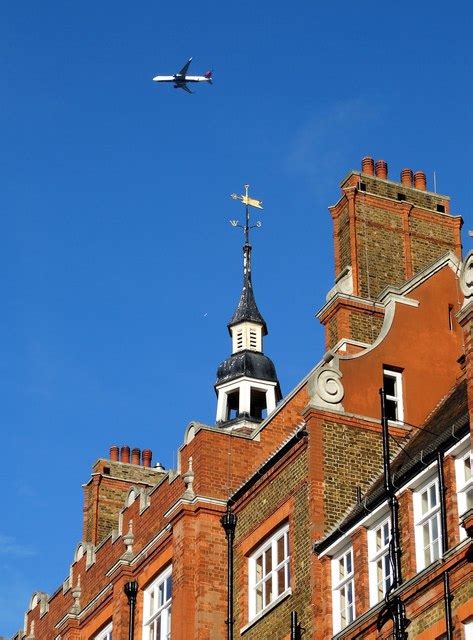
[215,186,281,430]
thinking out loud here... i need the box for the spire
[214,185,281,431]
[228,185,267,335]
[228,242,267,335]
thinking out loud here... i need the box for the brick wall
[348,311,383,345]
[233,445,311,640]
[82,458,165,544]
[322,420,386,532]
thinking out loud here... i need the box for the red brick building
[18,158,472,640]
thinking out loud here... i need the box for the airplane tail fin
[204,70,213,83]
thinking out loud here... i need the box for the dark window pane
[385,399,397,421]
[383,375,396,397]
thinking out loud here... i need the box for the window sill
[240,589,292,635]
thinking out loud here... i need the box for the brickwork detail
[407,573,473,638]
[338,206,351,273]
[348,311,383,345]
[234,449,311,640]
[323,420,389,532]
[355,206,406,299]
[83,459,166,545]
[358,175,449,211]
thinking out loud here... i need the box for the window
[413,478,442,570]
[332,547,355,632]
[248,524,290,620]
[464,618,473,640]
[143,566,172,640]
[94,624,112,640]
[383,368,404,422]
[455,448,473,539]
[368,517,392,605]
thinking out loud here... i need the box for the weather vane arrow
[231,184,263,210]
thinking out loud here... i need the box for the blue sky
[1,1,471,634]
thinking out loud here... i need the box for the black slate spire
[228,242,267,335]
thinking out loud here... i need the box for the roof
[314,379,469,554]
[228,244,267,334]
[215,350,280,388]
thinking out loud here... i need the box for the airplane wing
[179,83,193,94]
[176,57,193,77]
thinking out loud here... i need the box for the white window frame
[455,446,472,540]
[464,618,473,640]
[367,516,392,606]
[332,546,355,633]
[383,368,404,423]
[413,477,442,571]
[142,566,172,640]
[248,523,290,621]
[94,623,112,640]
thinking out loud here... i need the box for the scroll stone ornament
[460,251,473,307]
[308,365,344,411]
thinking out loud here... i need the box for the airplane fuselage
[152,75,212,83]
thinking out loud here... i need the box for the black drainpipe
[380,389,409,640]
[290,610,299,639]
[221,504,237,640]
[437,450,449,556]
[380,389,403,588]
[124,580,138,640]
[444,570,454,639]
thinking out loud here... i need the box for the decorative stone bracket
[307,356,344,411]
[459,250,473,308]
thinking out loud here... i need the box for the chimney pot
[375,160,388,180]
[142,449,152,467]
[121,446,130,464]
[131,448,141,465]
[400,168,413,187]
[414,170,427,191]
[110,445,119,462]
[361,156,375,176]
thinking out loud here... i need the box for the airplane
[152,58,213,94]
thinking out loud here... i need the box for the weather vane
[229,184,263,245]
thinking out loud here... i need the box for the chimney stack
[121,445,130,464]
[142,449,152,468]
[400,168,413,187]
[414,170,427,191]
[110,445,119,462]
[375,160,388,180]
[361,156,375,176]
[131,448,141,465]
